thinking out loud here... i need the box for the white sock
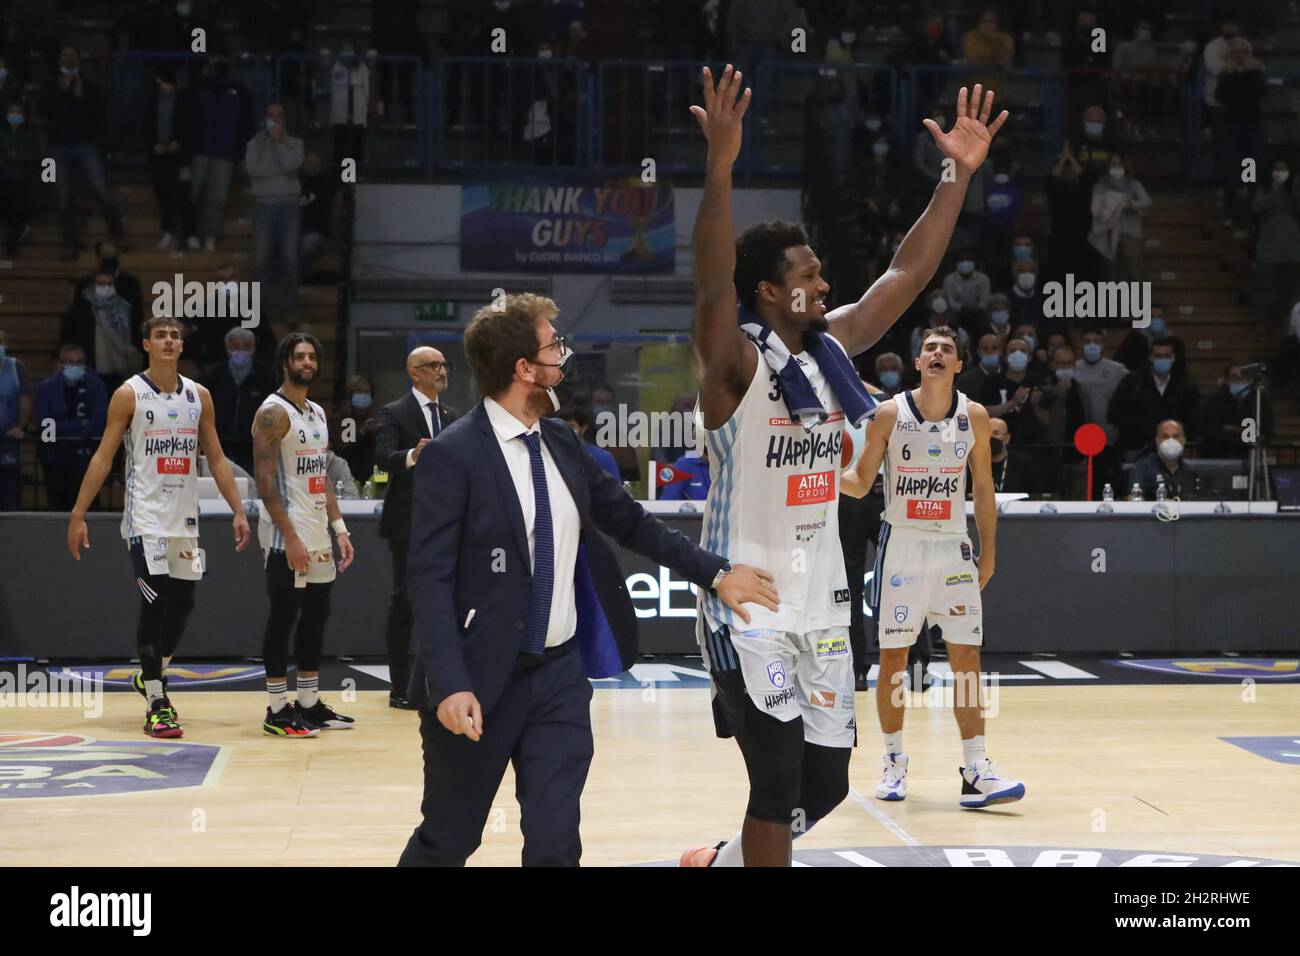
[162,656,173,675]
[962,735,987,768]
[144,679,166,705]
[711,831,745,867]
[296,675,319,709]
[883,731,904,756]
[267,679,289,713]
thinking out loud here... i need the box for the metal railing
[107,52,272,158]
[435,56,589,170]
[273,53,424,171]
[1063,66,1197,182]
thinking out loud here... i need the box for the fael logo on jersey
[156,457,191,475]
[786,470,835,505]
[907,499,951,519]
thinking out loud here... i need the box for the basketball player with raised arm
[251,332,356,737]
[67,315,251,738]
[841,326,1025,808]
[681,69,1008,865]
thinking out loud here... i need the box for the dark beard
[806,314,829,333]
[286,367,315,387]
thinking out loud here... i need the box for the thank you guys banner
[461,176,675,273]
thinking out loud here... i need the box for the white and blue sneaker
[959,758,1025,809]
[875,752,908,801]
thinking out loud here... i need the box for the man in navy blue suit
[397,293,778,867]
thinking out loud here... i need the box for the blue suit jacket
[406,401,727,713]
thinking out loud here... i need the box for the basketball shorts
[871,523,982,649]
[698,613,856,748]
[128,535,203,582]
[263,546,336,590]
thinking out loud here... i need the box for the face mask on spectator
[993,173,1010,184]
[6,112,21,127]
[1152,357,1174,375]
[94,284,114,299]
[864,116,882,132]
[351,391,373,410]
[61,66,77,76]
[1017,272,1036,290]
[980,353,1000,370]
[1084,121,1103,138]
[265,118,279,132]
[1013,245,1032,260]
[1022,335,1037,351]
[1148,317,1166,335]
[879,370,900,389]
[1136,28,1152,41]
[177,2,191,15]
[872,142,889,157]
[957,259,974,275]
[1007,350,1029,371]
[990,309,1009,326]
[989,436,1005,455]
[62,364,85,384]
[1158,437,1183,461]
[1109,165,1126,179]
[229,350,253,372]
[538,47,554,59]
[1228,381,1249,398]
[1083,342,1103,363]
[1054,368,1074,382]
[930,296,948,313]
[841,31,857,45]
[1274,170,1290,184]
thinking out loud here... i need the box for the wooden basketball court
[3,679,1297,866]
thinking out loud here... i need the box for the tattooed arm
[252,404,307,572]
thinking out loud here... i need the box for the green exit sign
[415,301,458,321]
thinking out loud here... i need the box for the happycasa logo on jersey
[143,435,197,457]
[896,474,960,499]
[0,733,225,799]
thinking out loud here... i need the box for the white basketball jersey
[882,388,971,535]
[120,372,202,540]
[255,392,331,553]
[699,340,852,634]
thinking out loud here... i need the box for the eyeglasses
[537,335,571,359]
[414,360,449,371]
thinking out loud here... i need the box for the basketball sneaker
[875,752,908,801]
[263,704,320,738]
[144,698,183,738]
[132,670,174,716]
[959,758,1025,809]
[295,699,355,730]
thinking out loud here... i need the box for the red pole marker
[1073,424,1107,501]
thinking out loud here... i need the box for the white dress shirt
[405,387,442,468]
[484,396,579,648]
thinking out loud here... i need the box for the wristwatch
[710,562,733,592]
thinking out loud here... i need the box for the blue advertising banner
[461,177,675,273]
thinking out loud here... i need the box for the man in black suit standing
[375,345,458,708]
[397,293,778,867]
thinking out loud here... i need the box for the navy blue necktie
[518,431,553,656]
